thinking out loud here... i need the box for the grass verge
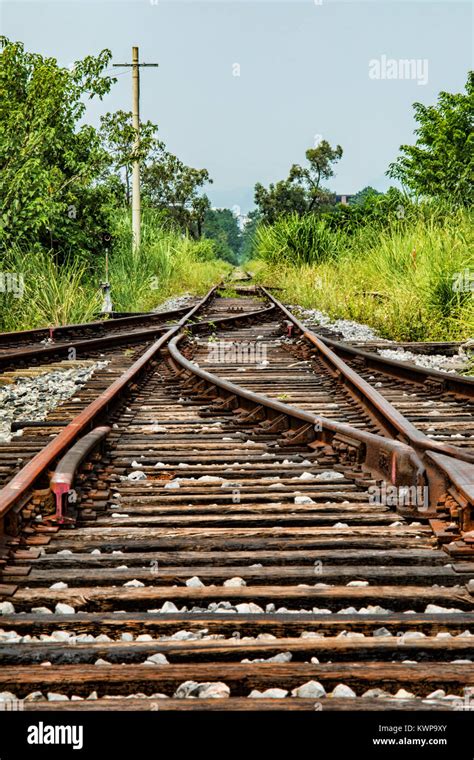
[250,209,473,341]
[0,211,230,331]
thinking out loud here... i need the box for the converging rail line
[0,285,473,711]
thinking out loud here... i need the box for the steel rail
[50,426,111,522]
[167,333,426,490]
[0,305,192,347]
[0,287,471,531]
[0,286,219,526]
[261,287,474,465]
[261,288,473,398]
[323,339,474,398]
[425,451,474,530]
[0,305,277,370]
[168,329,474,523]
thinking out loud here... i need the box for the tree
[288,141,343,210]
[254,180,308,225]
[388,72,474,205]
[142,149,212,237]
[99,110,162,204]
[349,186,382,205]
[254,140,343,223]
[202,208,241,263]
[188,194,212,239]
[324,186,409,233]
[0,37,116,261]
[240,210,260,261]
[99,111,213,237]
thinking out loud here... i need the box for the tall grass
[107,211,229,313]
[0,248,102,330]
[256,213,343,266]
[251,208,473,341]
[0,209,230,331]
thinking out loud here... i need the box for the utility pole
[114,47,158,254]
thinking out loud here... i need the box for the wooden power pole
[114,47,158,254]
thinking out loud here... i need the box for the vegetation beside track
[246,73,473,342]
[249,205,473,342]
[1,210,230,331]
[0,38,233,332]
[0,37,471,341]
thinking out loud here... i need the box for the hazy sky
[1,0,472,212]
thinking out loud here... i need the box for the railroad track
[0,288,269,373]
[0,285,473,711]
[0,302,203,370]
[0,291,269,486]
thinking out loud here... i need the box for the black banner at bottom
[0,710,472,759]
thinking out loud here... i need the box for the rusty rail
[262,287,474,465]
[0,286,219,526]
[0,305,193,347]
[167,333,426,490]
[50,426,111,523]
[0,304,276,371]
[261,288,474,399]
[0,286,472,533]
[0,294,277,528]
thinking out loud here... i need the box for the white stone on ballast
[394,689,415,699]
[223,577,246,587]
[425,604,463,613]
[54,603,75,615]
[50,631,72,642]
[249,688,288,698]
[315,471,343,481]
[160,602,179,613]
[331,684,356,698]
[373,627,392,637]
[186,576,205,588]
[294,496,315,505]
[145,653,169,665]
[291,681,326,698]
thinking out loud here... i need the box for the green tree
[324,186,410,233]
[0,37,116,261]
[349,186,382,205]
[254,140,343,223]
[202,208,241,263]
[240,210,260,261]
[388,72,474,205]
[99,111,213,237]
[99,110,162,205]
[288,141,343,210]
[142,150,212,237]
[254,180,308,224]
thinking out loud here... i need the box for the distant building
[237,214,250,230]
[335,194,354,205]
